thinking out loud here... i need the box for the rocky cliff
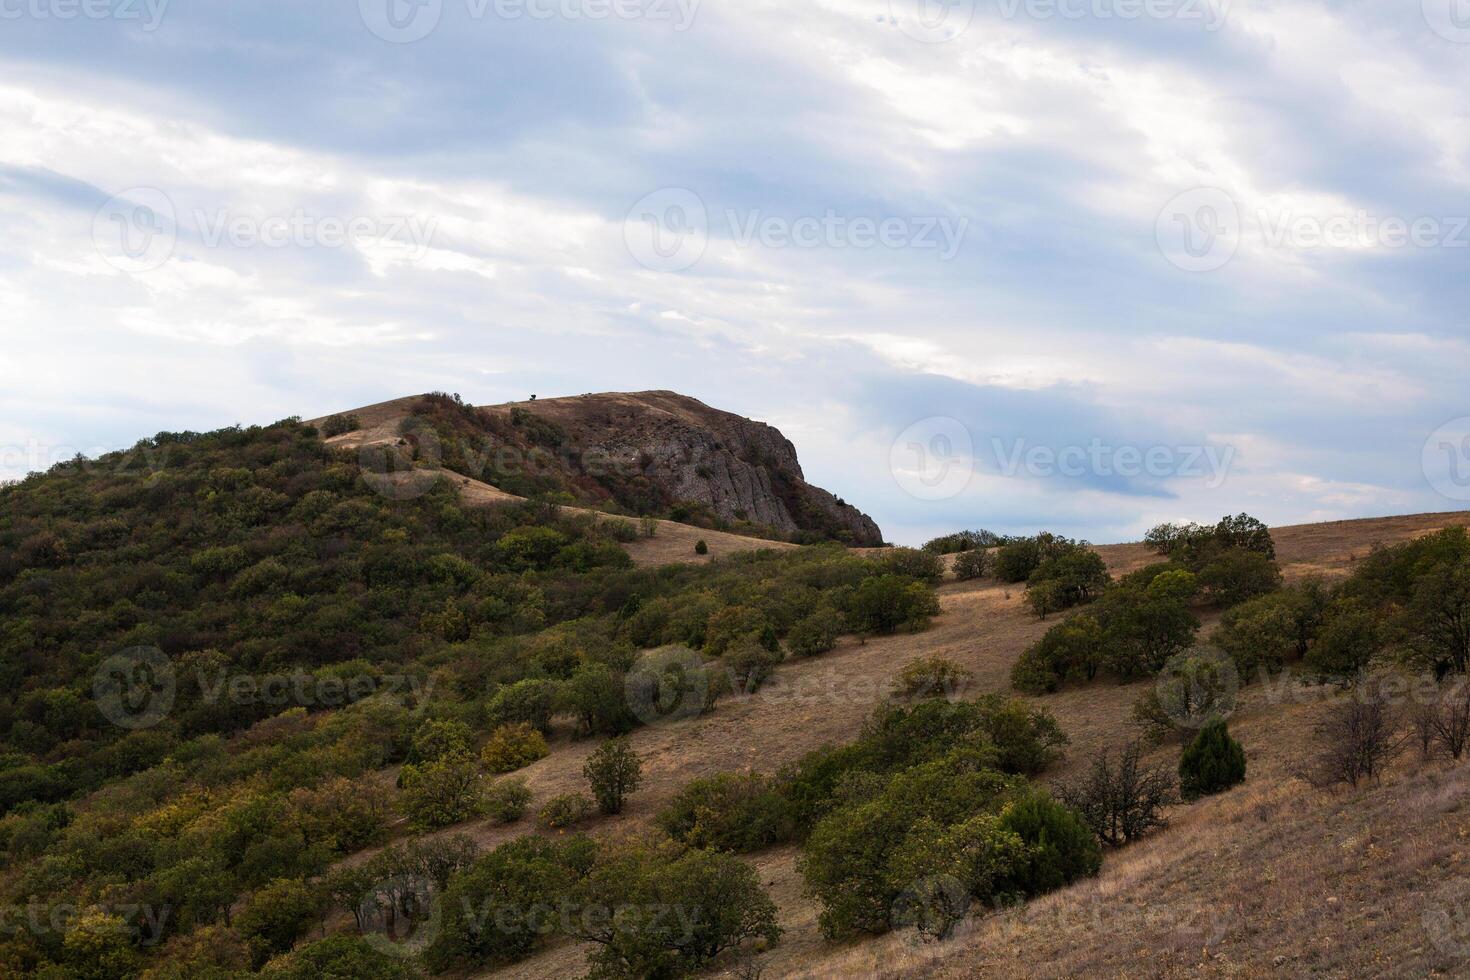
[480,391,884,546]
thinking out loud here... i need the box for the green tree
[568,840,781,979]
[848,575,940,635]
[998,790,1101,895]
[399,753,484,829]
[1178,719,1246,800]
[236,878,321,968]
[558,662,637,737]
[260,934,415,980]
[658,771,795,852]
[1305,597,1387,682]
[1197,548,1282,607]
[786,606,842,658]
[426,836,589,970]
[584,738,643,815]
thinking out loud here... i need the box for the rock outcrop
[482,391,884,545]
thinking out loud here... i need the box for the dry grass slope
[441,510,1470,980]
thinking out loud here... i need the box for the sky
[2,0,1469,546]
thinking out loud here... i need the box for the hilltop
[311,390,884,547]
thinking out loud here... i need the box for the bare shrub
[1409,696,1440,762]
[1306,691,1401,789]
[1060,742,1177,847]
[1434,679,1470,760]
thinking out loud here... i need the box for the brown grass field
[307,403,1470,976]
[339,508,1467,980]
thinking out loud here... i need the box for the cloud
[1,1,1467,542]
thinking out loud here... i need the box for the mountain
[316,390,884,546]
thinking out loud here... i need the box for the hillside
[312,390,884,547]
[5,404,1470,979]
[455,510,1470,979]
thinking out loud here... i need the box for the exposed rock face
[484,391,884,545]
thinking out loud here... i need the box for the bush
[879,548,946,585]
[538,793,594,829]
[426,836,591,970]
[1212,589,1311,678]
[584,738,643,815]
[997,790,1101,895]
[567,839,781,979]
[1061,742,1176,847]
[922,530,1001,554]
[1197,547,1282,608]
[558,663,638,737]
[953,549,989,581]
[486,679,557,733]
[1011,614,1103,693]
[786,606,842,658]
[485,776,532,823]
[896,656,972,701]
[405,718,473,767]
[724,636,783,693]
[972,693,1068,776]
[994,532,1077,583]
[797,747,1021,939]
[1305,597,1387,682]
[884,813,1026,940]
[1025,548,1110,617]
[848,575,940,635]
[658,771,795,852]
[1178,719,1246,800]
[260,935,416,979]
[480,722,549,773]
[236,878,321,967]
[399,753,484,830]
[1307,690,1401,788]
[320,413,362,438]
[1131,648,1237,742]
[694,539,708,555]
[1435,681,1470,760]
[1148,514,1275,568]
